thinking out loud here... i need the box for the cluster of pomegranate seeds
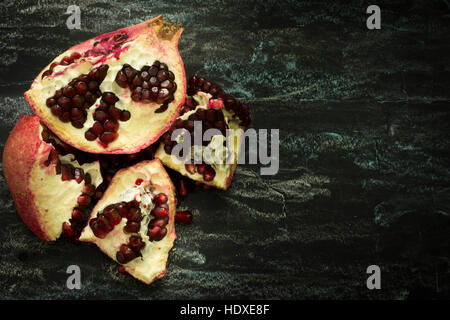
[41,51,82,78]
[185,162,216,181]
[45,65,109,128]
[84,91,130,145]
[90,200,136,239]
[162,106,224,182]
[85,32,129,57]
[187,75,251,127]
[148,192,169,241]
[115,60,177,105]
[123,200,143,233]
[116,235,145,264]
[175,210,193,225]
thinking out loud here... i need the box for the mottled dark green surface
[0,0,450,299]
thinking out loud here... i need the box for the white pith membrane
[32,125,103,240]
[24,17,185,154]
[79,160,176,284]
[155,92,244,190]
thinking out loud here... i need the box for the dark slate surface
[1,0,450,299]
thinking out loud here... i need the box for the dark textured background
[1,0,450,299]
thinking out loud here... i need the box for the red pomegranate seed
[77,194,91,206]
[120,110,131,121]
[61,222,76,238]
[124,221,140,233]
[61,165,74,181]
[84,129,97,141]
[128,235,145,253]
[178,179,188,197]
[175,210,193,225]
[119,244,137,262]
[184,163,195,175]
[105,208,122,226]
[69,51,81,61]
[127,207,142,222]
[82,184,95,196]
[135,178,143,185]
[108,106,122,120]
[149,217,168,228]
[151,206,168,218]
[196,164,206,174]
[148,226,161,239]
[116,202,129,217]
[89,218,106,238]
[75,81,87,95]
[157,227,167,240]
[203,166,216,181]
[100,132,118,143]
[72,208,84,222]
[118,265,128,274]
[60,56,71,65]
[153,193,168,205]
[97,214,113,232]
[102,92,118,104]
[103,119,119,132]
[91,121,104,136]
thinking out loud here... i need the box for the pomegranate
[155,76,250,190]
[79,159,176,284]
[24,16,186,154]
[2,115,103,241]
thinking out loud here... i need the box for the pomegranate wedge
[3,115,103,241]
[25,16,186,154]
[79,159,176,284]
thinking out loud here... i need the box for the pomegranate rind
[24,16,186,154]
[2,115,103,241]
[79,159,176,285]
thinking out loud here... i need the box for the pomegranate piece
[2,115,103,241]
[80,159,176,284]
[155,76,249,190]
[25,16,186,154]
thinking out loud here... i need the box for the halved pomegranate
[79,159,176,284]
[24,16,185,154]
[2,115,103,241]
[155,76,250,190]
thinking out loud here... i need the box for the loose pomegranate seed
[175,210,193,224]
[178,179,188,197]
[105,208,122,226]
[118,265,128,274]
[153,193,168,205]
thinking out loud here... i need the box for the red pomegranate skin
[3,115,53,241]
